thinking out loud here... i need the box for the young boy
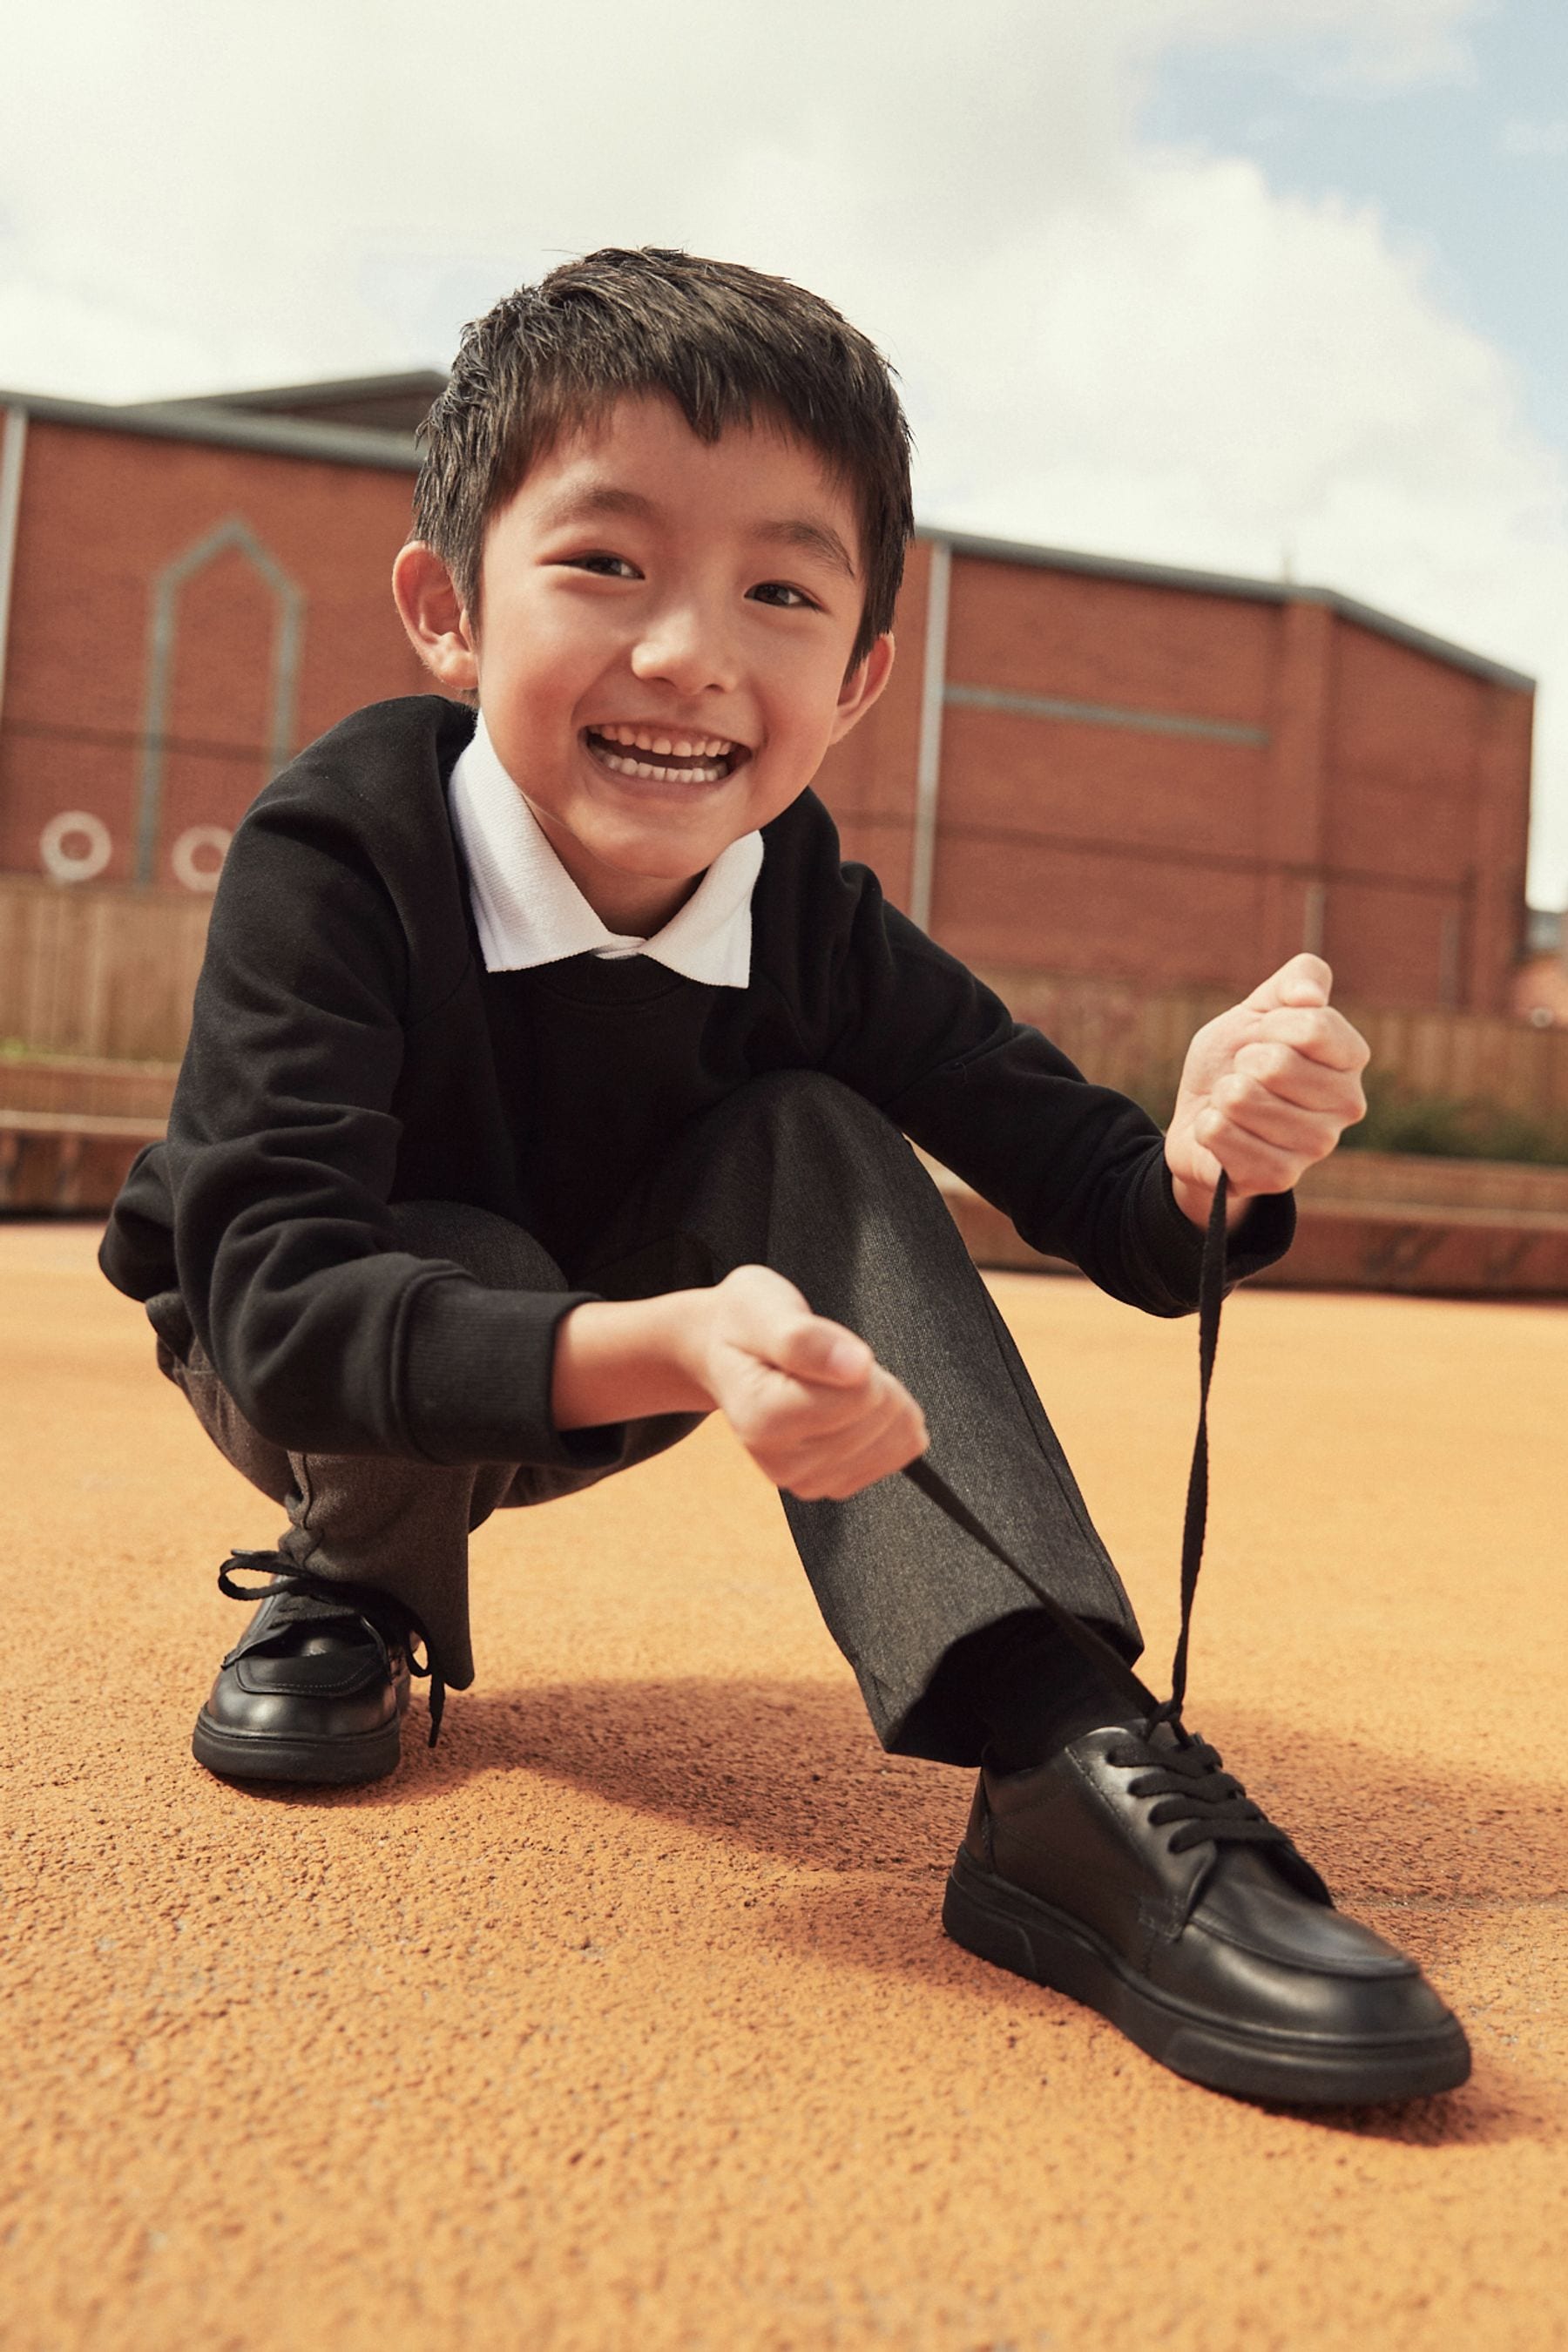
[100,247,1468,2107]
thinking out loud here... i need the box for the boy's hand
[551,1272,928,1497]
[692,1265,929,1500]
[1164,953,1369,1226]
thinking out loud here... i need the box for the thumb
[1247,950,1332,1014]
[772,1315,873,1388]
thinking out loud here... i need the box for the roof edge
[921,525,1536,693]
[0,389,1536,690]
[162,368,447,414]
[0,386,419,471]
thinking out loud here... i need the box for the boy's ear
[828,632,896,745]
[392,542,480,693]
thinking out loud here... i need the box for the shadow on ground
[268,1672,1568,1916]
[241,1673,1554,2151]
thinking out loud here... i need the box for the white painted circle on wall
[172,825,231,893]
[40,810,112,882]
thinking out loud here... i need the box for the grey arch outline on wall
[134,514,306,886]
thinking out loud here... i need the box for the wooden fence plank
[981,964,1568,1122]
[4,878,1568,1116]
[0,876,213,1059]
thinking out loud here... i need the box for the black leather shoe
[192,1553,424,1786]
[943,1721,1470,2105]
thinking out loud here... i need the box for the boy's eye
[562,552,640,578]
[748,580,820,610]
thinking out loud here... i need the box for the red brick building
[0,375,1536,1011]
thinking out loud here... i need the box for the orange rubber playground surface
[4,1220,1566,2351]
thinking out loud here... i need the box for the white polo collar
[449,712,762,989]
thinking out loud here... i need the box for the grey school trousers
[159,1072,1143,1764]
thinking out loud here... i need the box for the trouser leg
[578,1072,1144,1763]
[157,1200,699,1688]
[159,1075,1142,1753]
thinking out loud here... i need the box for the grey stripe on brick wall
[135,515,307,886]
[944,681,1269,747]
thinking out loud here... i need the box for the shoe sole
[191,1710,402,1787]
[943,1845,1470,2105]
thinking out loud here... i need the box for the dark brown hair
[413,247,914,672]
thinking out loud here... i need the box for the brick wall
[817,548,1532,1011]
[0,402,1536,1013]
[0,417,426,888]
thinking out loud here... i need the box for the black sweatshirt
[100,695,1293,1466]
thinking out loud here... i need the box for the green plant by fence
[982,967,1568,1160]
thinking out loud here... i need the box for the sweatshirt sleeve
[787,821,1294,1315]
[145,781,612,1467]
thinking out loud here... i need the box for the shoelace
[1098,1727,1282,1853]
[903,1172,1303,1865]
[215,1550,446,1746]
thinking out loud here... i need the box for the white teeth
[594,745,728,783]
[594,724,735,759]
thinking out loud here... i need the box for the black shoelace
[215,1550,446,1746]
[903,1173,1303,1865]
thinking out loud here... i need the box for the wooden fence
[0,875,212,1061]
[978,967,1568,1123]
[3,875,1568,1120]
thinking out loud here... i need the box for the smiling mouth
[584,724,746,784]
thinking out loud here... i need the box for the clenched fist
[1164,953,1369,1227]
[695,1265,929,1500]
[551,1262,929,1502]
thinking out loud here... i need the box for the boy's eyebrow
[753,518,859,582]
[538,485,657,529]
[538,485,858,579]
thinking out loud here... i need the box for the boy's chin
[587,821,740,882]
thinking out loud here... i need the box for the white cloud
[3,0,1565,900]
[1140,0,1481,89]
[1500,118,1568,157]
[892,145,1568,905]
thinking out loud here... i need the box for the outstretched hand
[1164,953,1369,1227]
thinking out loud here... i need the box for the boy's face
[395,395,894,929]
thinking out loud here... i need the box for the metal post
[0,405,29,727]
[908,537,951,934]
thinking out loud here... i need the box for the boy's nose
[629,604,740,698]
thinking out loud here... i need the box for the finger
[1205,1086,1345,1159]
[1195,1106,1327,1193]
[762,1371,925,1487]
[797,1375,923,1462]
[770,1314,874,1389]
[1233,1039,1369,1112]
[734,1367,878,1455]
[1244,953,1333,1015]
[781,1403,929,1501]
[1222,1053,1365,1126]
[1174,1132,1226,1199]
[1251,1004,1369,1072]
[742,1362,920,1461]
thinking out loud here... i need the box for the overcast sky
[3,0,1566,906]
